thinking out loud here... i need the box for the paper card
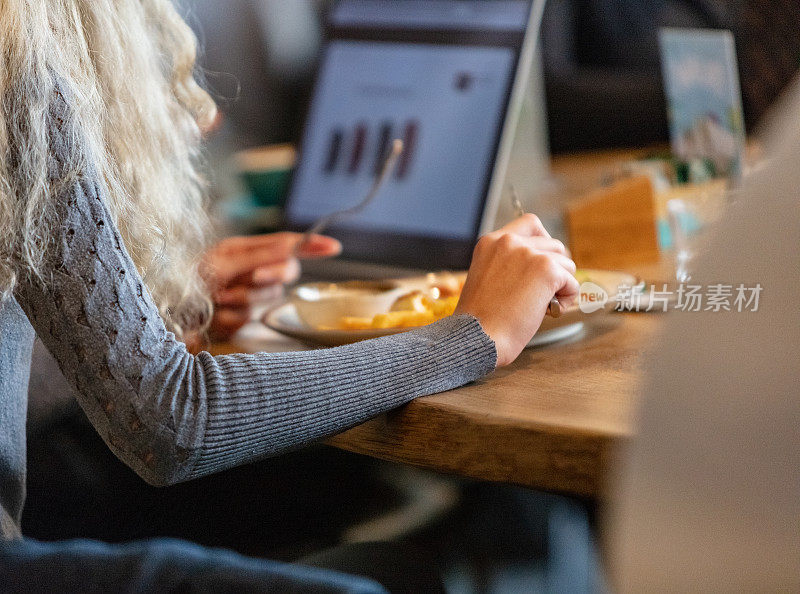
[659,28,746,180]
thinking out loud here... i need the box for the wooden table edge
[327,398,634,498]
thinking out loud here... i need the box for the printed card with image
[659,28,746,180]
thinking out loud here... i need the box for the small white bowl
[290,280,405,329]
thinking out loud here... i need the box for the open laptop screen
[284,0,532,269]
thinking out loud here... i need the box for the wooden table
[326,312,661,498]
[209,150,672,499]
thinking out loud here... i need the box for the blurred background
[179,0,800,152]
[174,0,800,247]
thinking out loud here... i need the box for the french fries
[331,269,591,331]
[336,293,460,330]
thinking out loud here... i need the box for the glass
[666,183,730,282]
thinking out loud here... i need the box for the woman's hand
[455,214,579,367]
[203,232,341,340]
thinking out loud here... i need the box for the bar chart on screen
[322,120,420,180]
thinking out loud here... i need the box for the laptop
[284,0,545,280]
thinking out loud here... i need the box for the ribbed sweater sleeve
[13,85,497,487]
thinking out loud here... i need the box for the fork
[294,139,404,255]
[511,186,562,318]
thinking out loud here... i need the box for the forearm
[189,315,494,479]
[17,82,497,487]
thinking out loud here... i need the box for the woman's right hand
[455,214,580,367]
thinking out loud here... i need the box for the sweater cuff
[416,313,498,377]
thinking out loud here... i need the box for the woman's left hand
[202,233,342,340]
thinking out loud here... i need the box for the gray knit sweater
[0,87,496,541]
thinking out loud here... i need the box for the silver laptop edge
[479,0,547,235]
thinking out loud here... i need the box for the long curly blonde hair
[0,0,217,336]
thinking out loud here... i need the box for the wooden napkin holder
[565,175,660,270]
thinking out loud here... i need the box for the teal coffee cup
[235,144,296,207]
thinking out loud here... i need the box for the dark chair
[541,0,800,152]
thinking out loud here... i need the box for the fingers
[215,233,341,258]
[224,259,299,290]
[208,245,295,285]
[523,236,568,257]
[251,259,301,286]
[551,252,577,274]
[473,232,573,278]
[209,284,285,340]
[553,266,581,308]
[214,232,297,254]
[214,283,284,307]
[499,213,551,238]
[295,234,342,260]
[208,308,251,341]
[207,233,341,286]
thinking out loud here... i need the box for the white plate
[263,269,638,348]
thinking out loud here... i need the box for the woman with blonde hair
[0,0,578,590]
